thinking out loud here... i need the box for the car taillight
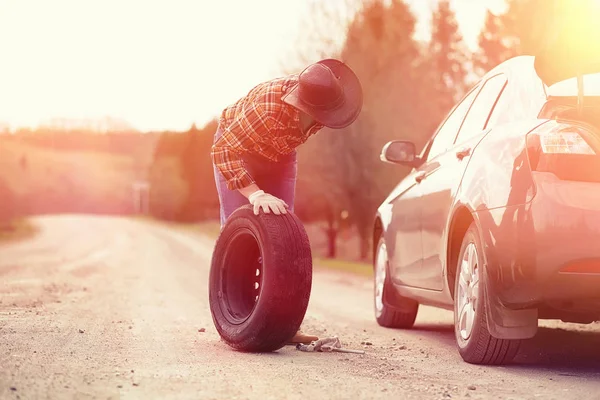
[526,121,600,182]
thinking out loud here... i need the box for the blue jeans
[212,125,298,227]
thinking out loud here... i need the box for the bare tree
[279,0,361,74]
[282,0,362,258]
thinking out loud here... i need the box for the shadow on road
[411,323,456,347]
[515,326,600,372]
[410,322,600,376]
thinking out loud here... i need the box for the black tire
[374,237,419,329]
[209,205,312,352]
[453,222,521,365]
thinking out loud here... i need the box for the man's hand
[248,190,288,215]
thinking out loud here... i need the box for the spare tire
[208,204,313,352]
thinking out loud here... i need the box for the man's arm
[237,182,262,199]
[211,102,289,215]
[210,103,274,195]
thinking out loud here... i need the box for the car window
[454,74,508,145]
[487,67,546,127]
[425,86,480,162]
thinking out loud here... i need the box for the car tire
[454,222,521,365]
[374,236,419,328]
[209,205,312,352]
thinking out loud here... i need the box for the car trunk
[531,95,600,184]
[539,96,600,131]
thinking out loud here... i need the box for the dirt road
[1,215,599,400]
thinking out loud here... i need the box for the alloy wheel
[456,242,480,341]
[374,242,387,318]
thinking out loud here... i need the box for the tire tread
[374,237,419,330]
[455,222,521,365]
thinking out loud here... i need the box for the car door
[388,85,482,288]
[387,167,425,287]
[417,73,509,290]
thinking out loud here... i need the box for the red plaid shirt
[211,75,324,190]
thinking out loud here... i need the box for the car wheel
[209,205,312,352]
[374,236,419,328]
[454,222,521,365]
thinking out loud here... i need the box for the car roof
[481,55,544,89]
[477,56,548,122]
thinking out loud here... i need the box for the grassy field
[0,138,140,214]
[0,139,134,192]
[0,137,138,241]
[315,257,372,277]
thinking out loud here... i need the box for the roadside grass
[314,257,372,277]
[0,218,39,245]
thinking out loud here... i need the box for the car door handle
[415,171,426,183]
[456,147,471,160]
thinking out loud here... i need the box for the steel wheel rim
[457,242,480,341]
[221,228,263,325]
[374,242,387,317]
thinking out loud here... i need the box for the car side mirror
[380,140,419,167]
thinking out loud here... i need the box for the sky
[0,0,506,132]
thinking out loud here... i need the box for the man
[211,59,363,344]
